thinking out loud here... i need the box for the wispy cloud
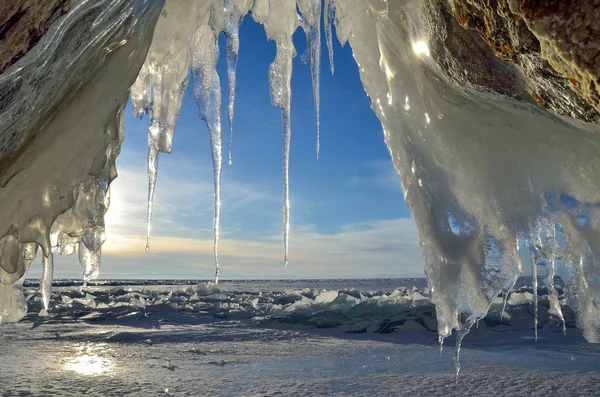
[366,159,403,192]
[344,159,402,192]
[25,155,422,280]
[106,150,282,240]
[97,217,422,279]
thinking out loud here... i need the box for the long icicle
[530,247,538,342]
[40,253,54,312]
[299,0,322,158]
[547,257,566,334]
[191,25,223,283]
[282,97,292,269]
[268,36,295,268]
[224,1,243,166]
[130,0,196,253]
[324,0,335,75]
[501,290,509,320]
[145,120,161,252]
[542,224,566,334]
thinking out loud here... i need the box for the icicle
[191,24,223,283]
[298,0,322,158]
[501,290,509,320]
[258,0,298,268]
[324,0,335,75]
[275,39,294,269]
[438,336,444,357]
[453,317,477,381]
[530,248,538,342]
[223,1,244,166]
[547,258,567,335]
[78,237,101,283]
[130,0,197,251]
[146,120,161,252]
[569,252,600,342]
[40,253,54,312]
[540,224,566,334]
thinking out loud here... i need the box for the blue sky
[48,15,422,280]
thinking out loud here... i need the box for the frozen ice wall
[0,0,163,320]
[328,0,600,344]
[1,0,600,354]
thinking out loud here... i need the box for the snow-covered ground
[1,280,598,396]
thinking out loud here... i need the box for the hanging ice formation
[1,0,600,373]
[0,0,159,317]
[130,0,324,275]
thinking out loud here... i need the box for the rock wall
[444,0,599,122]
[0,0,71,73]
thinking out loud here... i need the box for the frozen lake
[1,279,598,396]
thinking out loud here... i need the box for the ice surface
[2,282,600,396]
[0,277,26,324]
[13,280,571,334]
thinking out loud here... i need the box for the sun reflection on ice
[412,40,430,57]
[63,343,113,376]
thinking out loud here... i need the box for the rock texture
[425,0,529,101]
[0,0,71,73]
[509,0,600,114]
[440,0,600,122]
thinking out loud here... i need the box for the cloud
[366,159,403,192]
[98,217,423,279]
[343,158,402,192]
[25,154,423,280]
[105,150,282,241]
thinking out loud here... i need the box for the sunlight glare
[412,40,430,57]
[103,180,125,239]
[64,344,113,376]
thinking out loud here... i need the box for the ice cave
[1,0,600,380]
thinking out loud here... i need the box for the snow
[1,280,599,396]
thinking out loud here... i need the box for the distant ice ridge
[14,282,574,337]
[1,0,600,371]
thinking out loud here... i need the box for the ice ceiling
[1,0,600,359]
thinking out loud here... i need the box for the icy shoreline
[2,279,598,396]
[15,279,574,338]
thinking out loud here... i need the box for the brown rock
[0,0,71,73]
[442,0,599,121]
[509,0,600,113]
